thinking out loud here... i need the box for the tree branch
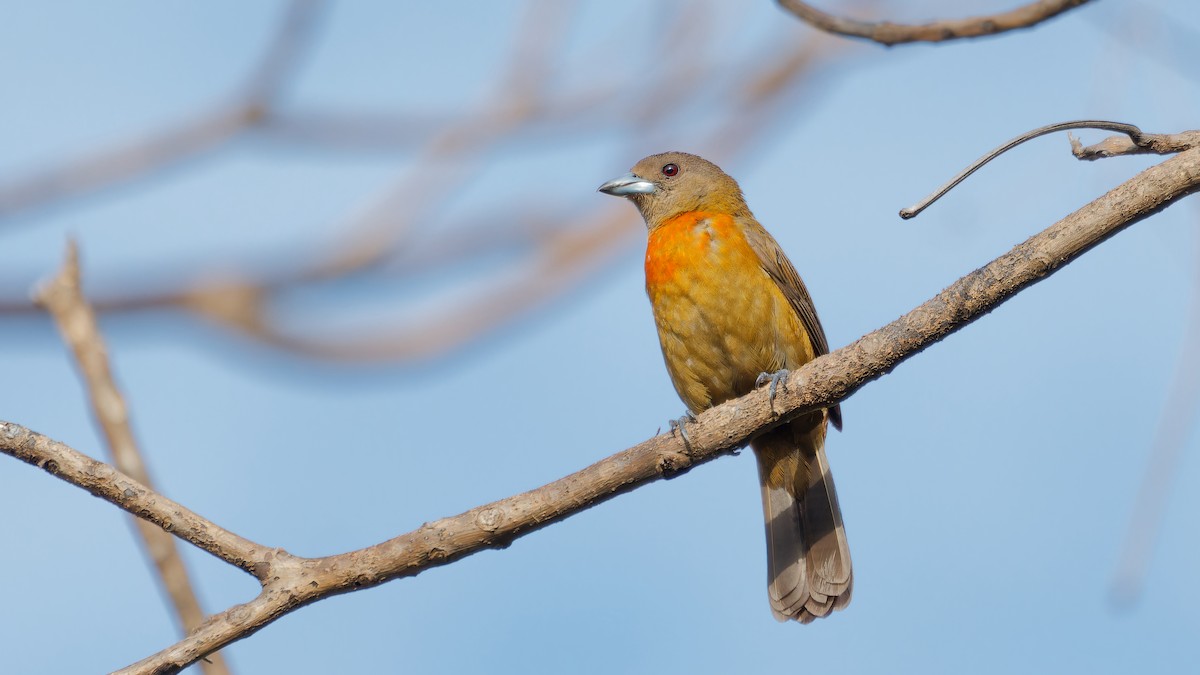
[0,424,273,578]
[32,243,233,674]
[1070,129,1200,160]
[776,0,1093,46]
[2,144,1196,673]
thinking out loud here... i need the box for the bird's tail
[751,412,852,623]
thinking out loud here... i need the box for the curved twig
[900,120,1146,219]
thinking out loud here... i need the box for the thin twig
[901,120,1153,219]
[776,0,1093,46]
[4,145,1197,674]
[31,243,234,675]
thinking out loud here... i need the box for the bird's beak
[598,172,656,196]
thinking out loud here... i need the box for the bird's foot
[755,369,790,412]
[668,410,698,452]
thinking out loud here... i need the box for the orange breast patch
[645,211,750,290]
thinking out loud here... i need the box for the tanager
[599,152,851,622]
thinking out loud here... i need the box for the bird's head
[598,152,750,228]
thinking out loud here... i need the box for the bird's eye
[661,163,679,177]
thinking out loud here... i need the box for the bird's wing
[741,219,843,430]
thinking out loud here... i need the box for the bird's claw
[668,411,698,451]
[755,369,790,412]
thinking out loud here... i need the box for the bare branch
[30,245,247,674]
[3,145,1197,673]
[0,420,274,578]
[776,0,1093,46]
[1070,129,1200,160]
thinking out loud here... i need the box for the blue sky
[2,2,1198,673]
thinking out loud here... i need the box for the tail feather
[803,432,852,599]
[752,415,852,622]
[760,480,810,620]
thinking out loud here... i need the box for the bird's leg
[755,369,790,413]
[668,410,698,451]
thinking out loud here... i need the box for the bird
[598,152,851,623]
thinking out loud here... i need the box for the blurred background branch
[0,0,324,222]
[0,0,849,364]
[1110,201,1200,606]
